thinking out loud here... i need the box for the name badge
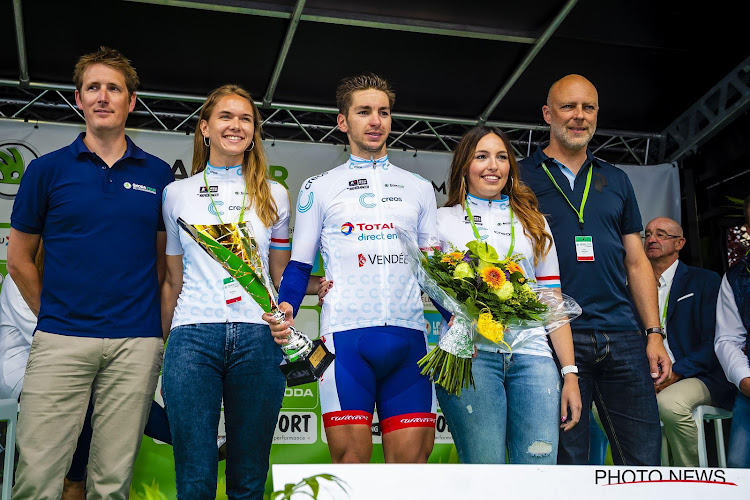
[575,236,594,261]
[223,277,242,305]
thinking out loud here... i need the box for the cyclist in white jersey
[435,126,581,464]
[264,74,439,463]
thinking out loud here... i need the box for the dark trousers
[557,330,661,465]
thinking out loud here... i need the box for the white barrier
[272,463,750,500]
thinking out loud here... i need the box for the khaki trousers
[12,331,163,500]
[657,377,713,467]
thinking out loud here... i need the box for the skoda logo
[123,182,132,189]
[0,141,39,199]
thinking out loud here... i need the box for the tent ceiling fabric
[1,0,749,164]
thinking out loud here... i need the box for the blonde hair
[191,85,278,228]
[445,126,553,266]
[73,47,139,96]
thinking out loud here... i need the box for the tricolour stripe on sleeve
[270,237,292,251]
[536,275,560,288]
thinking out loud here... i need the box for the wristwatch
[560,365,579,377]
[645,326,666,339]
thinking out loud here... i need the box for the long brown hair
[191,85,278,228]
[445,126,553,265]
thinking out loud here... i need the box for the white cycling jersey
[163,164,291,329]
[437,193,561,357]
[291,155,438,336]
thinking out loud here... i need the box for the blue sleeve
[620,173,643,235]
[277,260,312,317]
[10,158,47,234]
[431,298,452,322]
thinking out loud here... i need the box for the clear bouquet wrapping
[396,226,581,395]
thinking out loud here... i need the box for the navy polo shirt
[11,133,174,338]
[519,146,642,331]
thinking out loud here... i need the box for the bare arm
[548,309,581,431]
[622,232,672,383]
[156,231,167,287]
[6,228,42,315]
[161,254,183,341]
[269,249,291,290]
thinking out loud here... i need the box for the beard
[550,122,595,152]
[351,135,386,155]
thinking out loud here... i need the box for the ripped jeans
[437,350,560,464]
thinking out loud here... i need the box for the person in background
[434,125,581,464]
[519,74,671,465]
[715,194,750,468]
[8,46,173,499]
[644,216,734,466]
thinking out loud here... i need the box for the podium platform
[273,463,750,499]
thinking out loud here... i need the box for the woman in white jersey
[436,126,581,464]
[161,85,291,498]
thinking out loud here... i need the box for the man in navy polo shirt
[7,47,173,499]
[519,74,671,465]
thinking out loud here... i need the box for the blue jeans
[162,323,285,499]
[558,330,661,465]
[728,391,750,468]
[436,351,560,464]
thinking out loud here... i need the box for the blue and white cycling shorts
[320,326,437,434]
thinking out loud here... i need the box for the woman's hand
[560,374,582,432]
[262,301,294,345]
[317,278,333,306]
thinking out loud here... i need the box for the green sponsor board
[0,261,6,293]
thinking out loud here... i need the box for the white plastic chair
[0,399,19,500]
[693,404,732,468]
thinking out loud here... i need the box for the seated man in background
[644,217,734,466]
[715,194,750,468]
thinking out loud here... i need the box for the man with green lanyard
[644,217,733,466]
[519,74,672,465]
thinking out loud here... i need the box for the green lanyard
[660,289,670,329]
[465,199,514,260]
[203,166,246,225]
[541,161,593,230]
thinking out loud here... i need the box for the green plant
[269,473,348,500]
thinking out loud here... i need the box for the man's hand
[655,371,683,394]
[647,333,672,385]
[262,301,294,345]
[740,377,750,398]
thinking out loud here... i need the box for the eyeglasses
[642,230,683,241]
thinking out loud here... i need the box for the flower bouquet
[396,227,581,396]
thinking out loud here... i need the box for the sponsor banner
[274,411,318,444]
[274,464,750,500]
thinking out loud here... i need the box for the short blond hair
[73,47,139,96]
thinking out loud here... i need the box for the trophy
[177,218,334,387]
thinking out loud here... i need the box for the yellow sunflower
[441,252,464,264]
[480,265,506,289]
[506,261,524,275]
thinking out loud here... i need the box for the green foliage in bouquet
[426,241,547,335]
[417,240,548,395]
